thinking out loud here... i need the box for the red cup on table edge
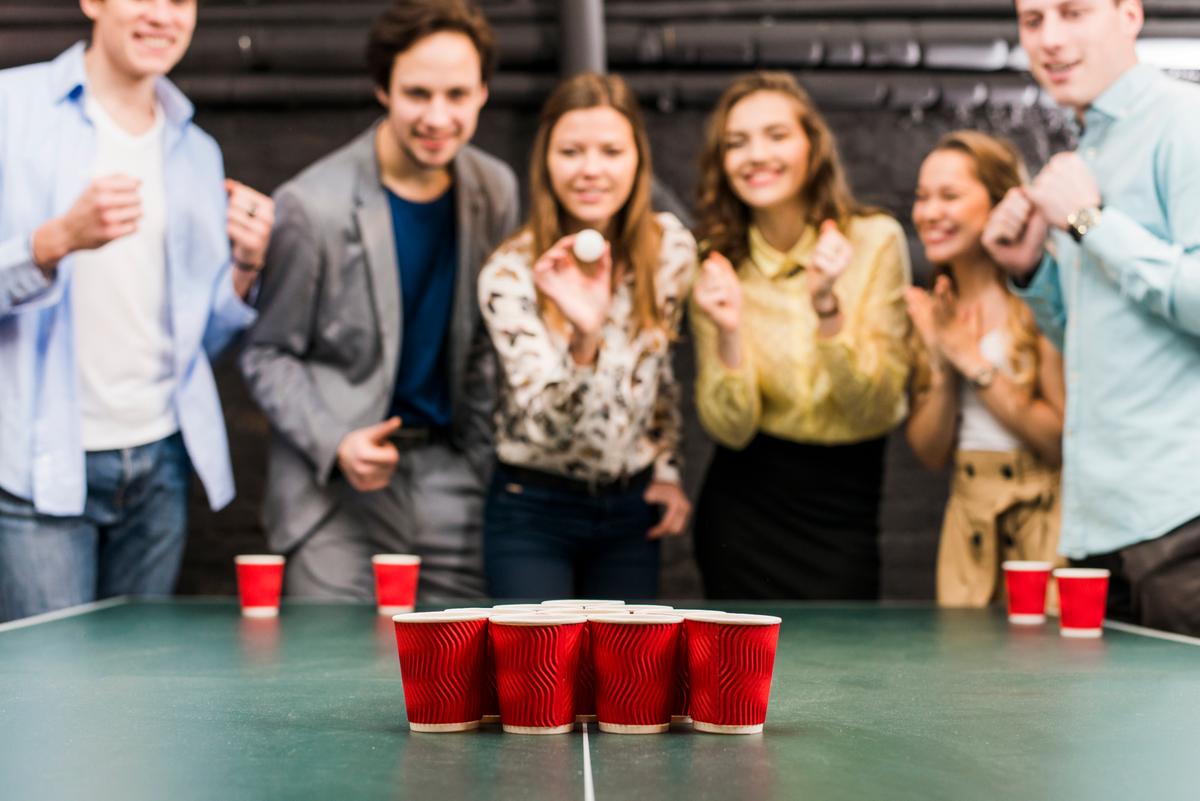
[489,613,586,735]
[1002,561,1053,624]
[442,607,502,723]
[589,613,683,734]
[685,612,782,735]
[1053,568,1110,638]
[392,610,490,732]
[372,554,421,615]
[234,555,285,618]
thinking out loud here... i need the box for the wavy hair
[516,72,664,334]
[695,71,864,267]
[928,130,1041,393]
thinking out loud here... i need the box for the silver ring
[246,201,258,219]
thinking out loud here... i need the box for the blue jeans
[483,464,660,600]
[0,433,191,622]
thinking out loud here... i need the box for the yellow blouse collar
[747,224,819,279]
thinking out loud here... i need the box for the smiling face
[1015,0,1143,114]
[721,90,811,214]
[546,105,639,233]
[374,30,489,173]
[913,149,995,267]
[81,0,197,82]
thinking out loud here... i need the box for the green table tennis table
[2,598,1198,801]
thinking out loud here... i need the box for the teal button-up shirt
[1016,65,1200,559]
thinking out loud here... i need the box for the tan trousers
[936,450,1063,608]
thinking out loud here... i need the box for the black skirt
[694,432,886,600]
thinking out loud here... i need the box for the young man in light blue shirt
[0,0,275,621]
[984,0,1200,635]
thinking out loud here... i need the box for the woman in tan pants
[906,131,1065,607]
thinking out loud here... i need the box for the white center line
[582,722,596,801]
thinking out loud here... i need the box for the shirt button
[1085,148,1097,159]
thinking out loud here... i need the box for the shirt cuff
[1,234,54,309]
[1009,252,1056,299]
[651,453,682,486]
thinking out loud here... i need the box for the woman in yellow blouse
[689,72,911,600]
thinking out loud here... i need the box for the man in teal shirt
[984,0,1200,635]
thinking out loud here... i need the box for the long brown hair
[696,71,864,267]
[928,130,1041,392]
[521,72,663,333]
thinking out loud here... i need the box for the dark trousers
[1072,515,1200,637]
[483,463,660,601]
[695,433,885,601]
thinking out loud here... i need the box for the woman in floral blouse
[689,72,912,600]
[478,72,696,600]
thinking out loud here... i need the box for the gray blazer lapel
[352,134,402,390]
[448,152,486,412]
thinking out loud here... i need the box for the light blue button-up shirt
[0,44,255,516]
[1016,64,1200,559]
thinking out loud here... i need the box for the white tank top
[957,329,1022,453]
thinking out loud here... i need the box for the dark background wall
[4,0,1199,600]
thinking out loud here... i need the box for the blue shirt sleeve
[1079,121,1200,337]
[1012,251,1067,352]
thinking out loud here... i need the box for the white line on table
[1103,619,1200,646]
[0,596,128,633]
[582,721,596,801]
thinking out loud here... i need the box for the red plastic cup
[443,607,501,723]
[661,609,729,723]
[1054,568,1110,638]
[372,554,421,615]
[1003,561,1053,624]
[489,613,586,735]
[589,613,683,734]
[392,610,489,732]
[234,555,285,618]
[686,612,781,734]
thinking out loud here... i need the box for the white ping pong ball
[572,229,606,264]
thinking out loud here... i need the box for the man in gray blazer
[240,0,518,601]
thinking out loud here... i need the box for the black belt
[388,427,449,450]
[498,462,653,497]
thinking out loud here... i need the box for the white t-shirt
[957,329,1022,453]
[72,95,178,451]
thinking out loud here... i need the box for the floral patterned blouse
[478,212,697,485]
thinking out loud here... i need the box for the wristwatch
[968,364,996,390]
[1066,206,1103,243]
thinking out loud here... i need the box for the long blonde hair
[695,71,866,266]
[520,72,663,334]
[928,130,1041,392]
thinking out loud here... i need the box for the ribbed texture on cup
[490,622,584,729]
[575,624,595,718]
[686,619,779,729]
[393,618,487,727]
[590,620,680,727]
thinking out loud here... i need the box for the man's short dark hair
[366,0,497,92]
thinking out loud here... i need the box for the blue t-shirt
[385,186,457,428]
